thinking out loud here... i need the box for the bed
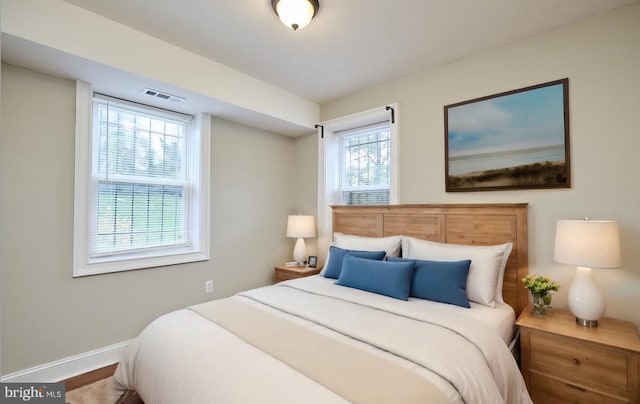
[114,204,532,403]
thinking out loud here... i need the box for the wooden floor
[62,364,118,391]
[62,363,144,403]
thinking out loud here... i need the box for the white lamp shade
[273,0,317,30]
[553,219,621,268]
[286,215,316,238]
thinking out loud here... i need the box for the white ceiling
[59,0,637,104]
[2,0,637,136]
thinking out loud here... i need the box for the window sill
[73,250,209,277]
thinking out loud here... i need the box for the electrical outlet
[205,280,213,294]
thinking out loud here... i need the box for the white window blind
[339,123,391,205]
[91,94,192,257]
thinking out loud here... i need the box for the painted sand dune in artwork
[448,160,567,189]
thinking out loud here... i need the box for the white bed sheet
[115,275,530,404]
[292,275,516,344]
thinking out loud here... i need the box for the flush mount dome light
[271,0,319,31]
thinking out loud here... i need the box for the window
[339,124,390,205]
[74,82,210,276]
[316,104,398,245]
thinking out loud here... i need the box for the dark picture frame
[444,79,570,192]
[308,255,317,268]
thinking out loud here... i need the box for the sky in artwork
[447,83,566,157]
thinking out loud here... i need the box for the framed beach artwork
[444,79,570,192]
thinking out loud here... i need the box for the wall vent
[143,88,185,103]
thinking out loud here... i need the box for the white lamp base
[567,266,605,327]
[292,238,307,265]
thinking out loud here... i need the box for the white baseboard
[0,339,132,383]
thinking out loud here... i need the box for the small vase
[531,292,550,316]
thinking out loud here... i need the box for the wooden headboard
[331,203,529,316]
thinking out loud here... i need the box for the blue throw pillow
[388,257,471,308]
[323,246,386,279]
[335,255,416,300]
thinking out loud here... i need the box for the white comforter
[114,276,532,403]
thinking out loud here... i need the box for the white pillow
[334,232,402,257]
[318,242,333,276]
[402,236,512,307]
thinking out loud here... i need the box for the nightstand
[274,265,321,283]
[517,306,640,403]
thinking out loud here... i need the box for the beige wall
[0,64,297,374]
[309,3,640,326]
[291,133,320,259]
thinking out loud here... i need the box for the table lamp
[553,218,621,327]
[286,215,316,265]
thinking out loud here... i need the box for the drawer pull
[566,383,587,392]
[572,357,581,366]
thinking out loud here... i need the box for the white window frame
[317,104,399,248]
[73,81,210,276]
[338,123,391,204]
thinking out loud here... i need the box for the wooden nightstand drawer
[530,332,630,393]
[275,271,298,282]
[530,371,630,404]
[517,307,640,403]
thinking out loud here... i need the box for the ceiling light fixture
[271,0,319,31]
